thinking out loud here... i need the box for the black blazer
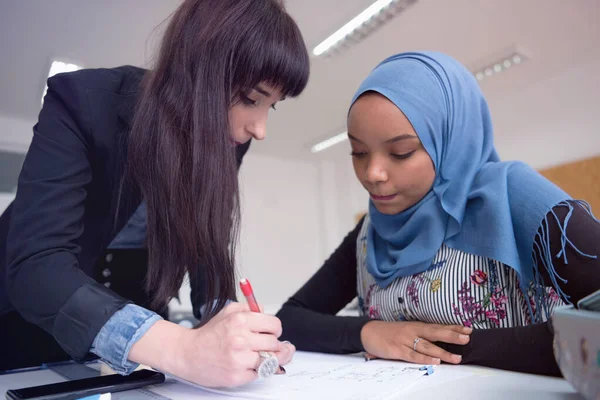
[0,66,250,360]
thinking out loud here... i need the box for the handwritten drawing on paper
[157,352,429,400]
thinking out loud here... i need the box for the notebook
[150,352,471,400]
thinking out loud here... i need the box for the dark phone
[5,369,165,400]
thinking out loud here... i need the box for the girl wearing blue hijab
[278,52,600,376]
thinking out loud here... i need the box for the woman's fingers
[273,341,296,365]
[232,349,264,370]
[403,346,441,365]
[447,325,473,335]
[247,333,281,353]
[245,313,283,337]
[421,325,471,345]
[228,369,259,387]
[222,310,282,337]
[414,338,462,364]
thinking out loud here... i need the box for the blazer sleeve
[5,72,131,361]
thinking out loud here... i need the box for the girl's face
[348,92,436,215]
[229,83,283,146]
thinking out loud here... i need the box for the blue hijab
[352,52,576,310]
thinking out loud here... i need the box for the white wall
[171,153,325,314]
[317,158,368,261]
[0,114,32,213]
[0,193,15,215]
[489,56,600,169]
[236,153,322,310]
[0,114,34,154]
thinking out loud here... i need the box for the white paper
[156,352,436,400]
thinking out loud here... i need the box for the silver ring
[256,351,279,379]
[413,337,421,352]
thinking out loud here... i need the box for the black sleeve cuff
[53,283,131,361]
[437,321,560,376]
[346,316,373,353]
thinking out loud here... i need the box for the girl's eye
[391,150,416,160]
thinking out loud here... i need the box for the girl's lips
[370,193,398,201]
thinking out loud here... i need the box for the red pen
[240,278,260,313]
[239,278,286,374]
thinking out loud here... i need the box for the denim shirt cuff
[90,304,163,375]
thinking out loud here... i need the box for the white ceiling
[1,0,599,167]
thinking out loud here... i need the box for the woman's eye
[241,94,257,106]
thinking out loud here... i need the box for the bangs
[231,3,310,98]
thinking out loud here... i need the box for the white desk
[403,365,580,400]
[0,360,580,400]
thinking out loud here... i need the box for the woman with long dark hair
[0,0,309,387]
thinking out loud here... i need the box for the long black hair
[127,0,309,318]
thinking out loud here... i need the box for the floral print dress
[356,214,564,328]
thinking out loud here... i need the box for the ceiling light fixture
[472,48,529,82]
[310,131,348,153]
[312,0,417,57]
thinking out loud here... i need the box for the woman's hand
[129,302,295,387]
[361,320,471,365]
